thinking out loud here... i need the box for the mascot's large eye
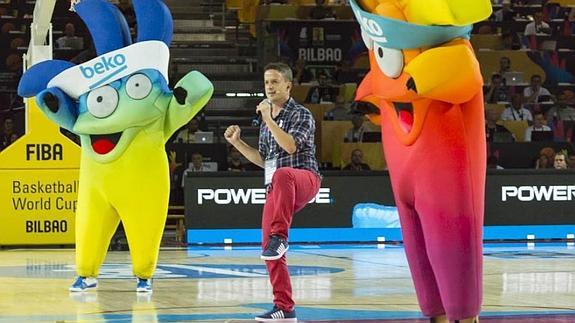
[86,85,119,118]
[125,73,152,100]
[373,43,403,79]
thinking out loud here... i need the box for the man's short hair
[264,62,293,82]
[556,150,569,159]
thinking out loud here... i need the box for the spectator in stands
[324,95,352,120]
[540,146,556,166]
[227,146,245,172]
[499,30,521,50]
[293,58,313,85]
[485,108,515,142]
[56,23,84,50]
[569,155,575,169]
[546,90,575,122]
[309,0,336,20]
[0,116,16,151]
[10,37,24,51]
[562,89,575,105]
[180,152,211,187]
[188,152,210,171]
[487,155,504,169]
[173,118,201,143]
[5,53,22,73]
[486,73,510,103]
[553,150,569,169]
[534,153,550,169]
[493,1,515,22]
[306,71,337,103]
[0,22,15,63]
[498,56,512,76]
[524,11,551,36]
[523,74,553,103]
[343,148,371,171]
[524,112,551,141]
[344,114,367,142]
[501,94,533,122]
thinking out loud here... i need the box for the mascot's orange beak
[354,71,382,125]
[355,70,376,103]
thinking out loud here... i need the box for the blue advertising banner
[184,171,575,243]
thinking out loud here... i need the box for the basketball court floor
[0,242,574,322]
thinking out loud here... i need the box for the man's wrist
[264,115,276,126]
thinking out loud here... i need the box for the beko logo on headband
[356,13,388,43]
[80,54,127,79]
[197,188,332,205]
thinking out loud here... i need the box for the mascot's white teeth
[90,132,122,155]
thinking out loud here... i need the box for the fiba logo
[80,54,127,79]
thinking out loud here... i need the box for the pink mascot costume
[351,0,492,321]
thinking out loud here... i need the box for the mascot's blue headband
[18,0,173,99]
[349,0,471,50]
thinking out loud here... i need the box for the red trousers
[262,167,321,311]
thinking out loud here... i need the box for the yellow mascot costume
[18,0,214,292]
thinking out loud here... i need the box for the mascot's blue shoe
[136,278,152,293]
[69,276,98,292]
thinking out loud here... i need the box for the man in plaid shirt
[224,62,321,321]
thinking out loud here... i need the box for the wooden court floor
[0,243,574,322]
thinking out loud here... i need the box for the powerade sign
[502,185,575,202]
[80,53,128,89]
[184,172,396,229]
[486,170,575,226]
[185,171,575,229]
[197,188,331,205]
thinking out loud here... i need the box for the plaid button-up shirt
[258,97,320,176]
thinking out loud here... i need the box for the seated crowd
[2,0,575,177]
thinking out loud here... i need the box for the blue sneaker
[261,235,289,261]
[69,276,97,292]
[255,306,296,322]
[136,278,152,293]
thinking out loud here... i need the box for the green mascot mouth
[90,132,123,154]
